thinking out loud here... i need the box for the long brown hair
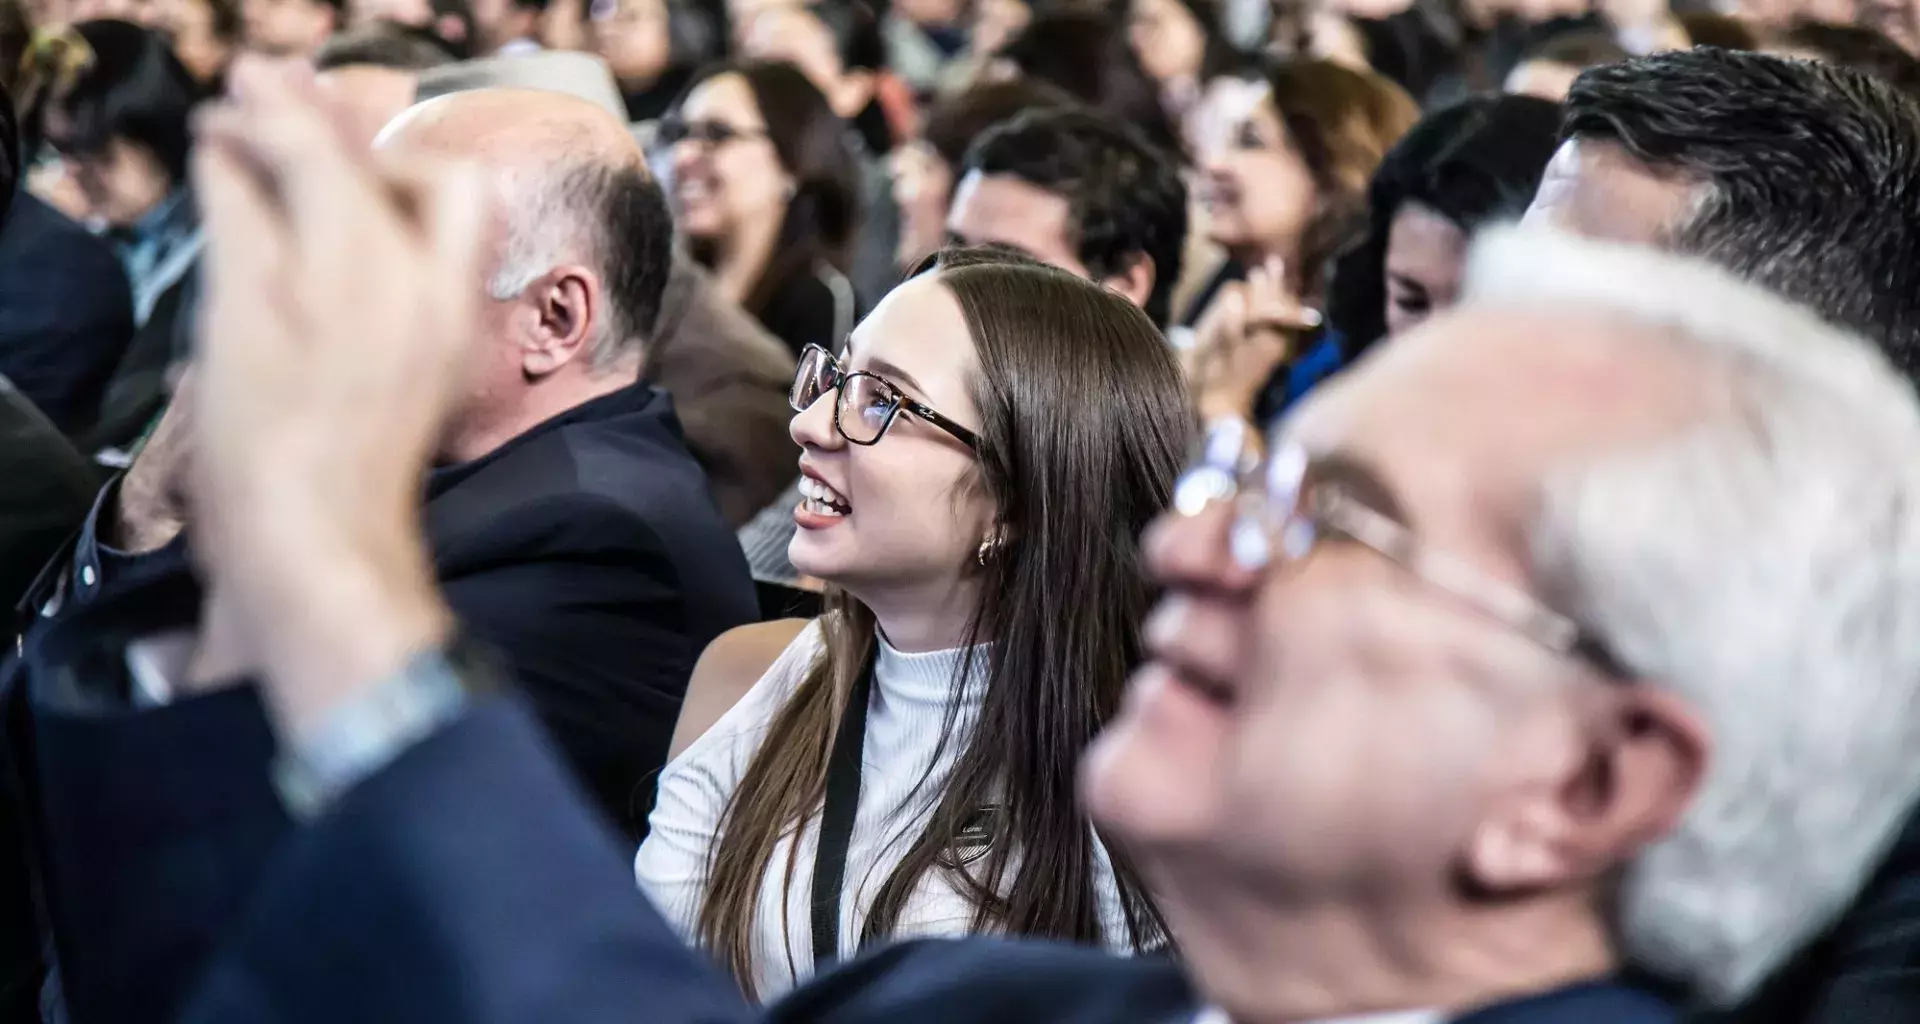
[697,252,1193,998]
[1265,57,1420,297]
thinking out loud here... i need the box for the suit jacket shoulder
[769,939,1195,1024]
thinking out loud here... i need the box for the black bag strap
[810,654,876,968]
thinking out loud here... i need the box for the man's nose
[1142,498,1263,597]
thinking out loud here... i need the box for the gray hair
[486,160,654,372]
[1465,225,1920,1007]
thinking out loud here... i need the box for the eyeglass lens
[790,348,901,445]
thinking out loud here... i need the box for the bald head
[379,87,645,172]
[379,87,672,387]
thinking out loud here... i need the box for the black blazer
[0,195,135,437]
[175,699,1679,1024]
[4,383,756,1023]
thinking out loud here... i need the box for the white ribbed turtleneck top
[635,619,1133,998]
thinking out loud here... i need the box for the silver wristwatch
[272,641,487,821]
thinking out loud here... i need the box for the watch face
[940,804,1004,868]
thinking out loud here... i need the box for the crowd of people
[2,0,1920,1020]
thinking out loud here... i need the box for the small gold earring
[976,536,997,567]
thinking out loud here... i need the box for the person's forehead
[845,275,978,406]
[947,172,1080,267]
[683,73,761,122]
[1284,306,1711,557]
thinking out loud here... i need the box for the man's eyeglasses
[1175,418,1621,674]
[790,344,981,449]
[652,117,769,150]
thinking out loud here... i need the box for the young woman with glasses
[653,58,862,359]
[635,250,1191,999]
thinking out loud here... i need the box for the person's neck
[861,576,985,653]
[441,365,638,465]
[710,210,785,308]
[1167,877,1617,1024]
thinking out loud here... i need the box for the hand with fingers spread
[188,56,485,740]
[1182,255,1322,424]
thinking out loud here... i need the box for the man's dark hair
[962,107,1188,328]
[996,8,1185,162]
[42,20,199,185]
[1778,20,1920,96]
[1566,48,1920,377]
[920,77,1075,172]
[315,20,460,71]
[571,160,675,362]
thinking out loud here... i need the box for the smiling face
[1198,87,1316,256]
[788,274,995,604]
[1081,303,1713,1008]
[667,72,791,246]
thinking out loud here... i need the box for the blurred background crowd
[4,0,1920,1020]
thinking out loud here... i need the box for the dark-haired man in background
[1526,46,1920,1024]
[946,106,1188,328]
[5,85,756,1024]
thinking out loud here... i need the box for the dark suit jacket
[174,698,1677,1024]
[1701,805,1920,1024]
[5,383,757,1023]
[0,195,136,437]
[0,381,99,611]
[649,256,797,528]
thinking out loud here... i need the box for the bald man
[6,88,758,1024]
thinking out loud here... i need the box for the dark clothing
[76,268,197,459]
[649,256,798,527]
[1704,806,1920,1024]
[4,383,756,1023]
[755,262,858,361]
[0,382,99,611]
[169,696,1678,1024]
[622,64,697,124]
[0,195,136,436]
[852,148,904,308]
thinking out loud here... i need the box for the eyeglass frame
[650,116,771,151]
[1174,418,1623,676]
[790,344,983,450]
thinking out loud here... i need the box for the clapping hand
[188,57,483,739]
[1180,255,1322,424]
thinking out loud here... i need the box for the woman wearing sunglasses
[653,59,862,360]
[635,250,1192,999]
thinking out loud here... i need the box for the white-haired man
[168,76,1920,1024]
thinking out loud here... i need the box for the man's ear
[1099,252,1156,313]
[519,265,599,378]
[1464,687,1708,896]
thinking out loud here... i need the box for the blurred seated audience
[587,0,713,123]
[1675,11,1759,50]
[0,6,137,439]
[741,0,900,305]
[654,59,862,359]
[150,74,1920,1018]
[881,0,983,96]
[1769,19,1920,94]
[1124,0,1238,153]
[1328,93,1562,357]
[6,84,757,1023]
[1503,25,1628,100]
[313,20,457,142]
[1182,57,1417,423]
[1532,48,1920,1022]
[347,0,475,55]
[994,7,1185,162]
[889,76,1070,274]
[636,247,1187,998]
[153,0,240,85]
[239,0,340,57]
[948,107,1188,328]
[467,0,544,54]
[29,19,201,452]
